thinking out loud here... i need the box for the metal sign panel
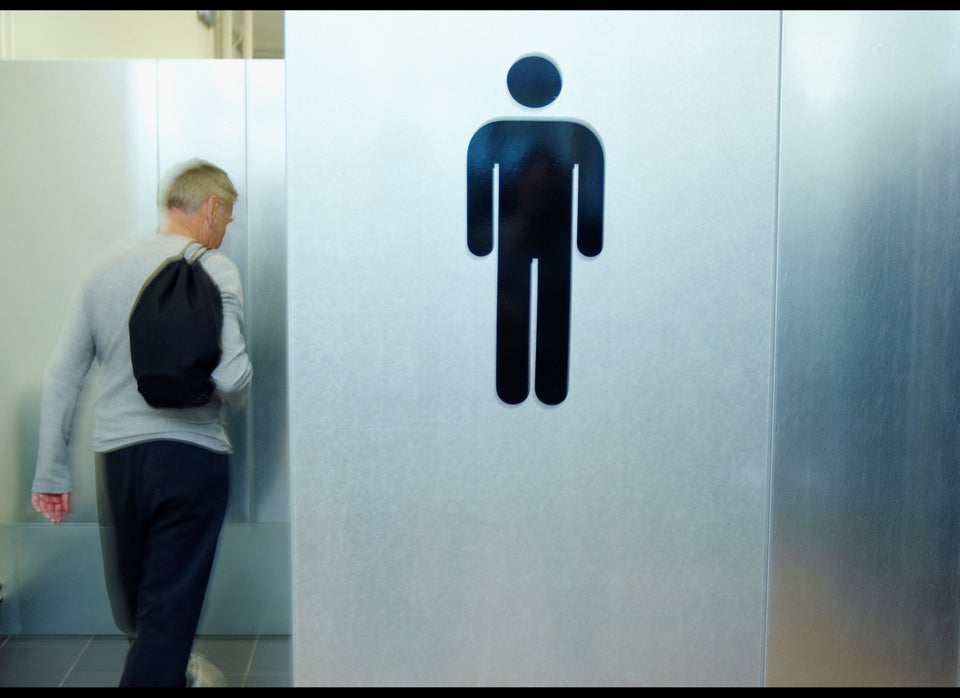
[287,10,780,686]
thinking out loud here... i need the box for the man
[31,159,253,687]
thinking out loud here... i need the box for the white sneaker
[186,653,228,687]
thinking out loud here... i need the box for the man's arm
[32,286,96,504]
[209,257,253,409]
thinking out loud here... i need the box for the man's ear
[203,196,219,226]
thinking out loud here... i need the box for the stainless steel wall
[286,10,780,686]
[0,60,289,635]
[285,9,960,686]
[766,10,960,686]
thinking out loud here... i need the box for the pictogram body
[468,54,604,405]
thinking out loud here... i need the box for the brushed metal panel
[287,10,780,686]
[0,525,23,633]
[16,524,117,634]
[768,10,960,686]
[246,60,289,524]
[0,60,159,525]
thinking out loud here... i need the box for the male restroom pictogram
[467,53,605,405]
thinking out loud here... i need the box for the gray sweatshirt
[32,233,253,494]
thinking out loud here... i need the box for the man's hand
[31,492,71,525]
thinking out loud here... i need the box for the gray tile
[191,635,257,673]
[0,633,292,687]
[62,670,122,688]
[73,634,127,673]
[0,635,87,686]
[251,635,292,673]
[244,671,294,687]
[222,671,245,687]
[0,672,64,688]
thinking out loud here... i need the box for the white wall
[0,10,215,59]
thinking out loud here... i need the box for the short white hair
[158,158,237,212]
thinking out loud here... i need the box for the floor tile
[245,671,294,687]
[251,635,293,673]
[0,636,89,687]
[191,635,257,674]
[62,670,123,688]
[0,634,292,687]
[73,635,128,673]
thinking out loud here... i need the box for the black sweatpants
[95,440,229,687]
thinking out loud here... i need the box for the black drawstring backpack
[128,241,223,408]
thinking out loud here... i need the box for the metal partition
[286,10,780,686]
[0,59,289,636]
[766,10,960,686]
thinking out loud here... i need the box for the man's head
[159,159,238,249]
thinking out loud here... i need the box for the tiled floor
[0,634,292,687]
